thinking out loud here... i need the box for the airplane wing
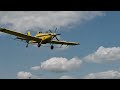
[51,40,80,45]
[0,28,41,42]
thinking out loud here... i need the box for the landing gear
[38,40,42,47]
[26,40,29,48]
[51,45,54,50]
[38,43,41,47]
[26,44,28,48]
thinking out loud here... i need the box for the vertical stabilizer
[27,31,31,36]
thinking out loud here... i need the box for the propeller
[48,28,61,41]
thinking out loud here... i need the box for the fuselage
[29,33,54,44]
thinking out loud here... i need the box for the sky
[1,11,120,79]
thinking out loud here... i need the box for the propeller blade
[56,34,61,35]
[55,28,57,33]
[49,29,52,33]
[55,36,59,41]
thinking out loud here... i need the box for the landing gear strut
[51,45,54,50]
[38,40,42,47]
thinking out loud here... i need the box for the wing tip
[76,42,80,45]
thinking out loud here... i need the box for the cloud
[17,71,77,79]
[17,70,120,79]
[59,75,76,79]
[84,46,120,63]
[31,66,41,71]
[0,11,104,32]
[17,71,32,79]
[31,57,82,72]
[84,70,120,79]
[17,71,45,79]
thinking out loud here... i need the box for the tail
[27,31,31,36]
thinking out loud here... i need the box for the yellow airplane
[0,28,80,50]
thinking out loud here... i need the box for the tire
[51,45,54,50]
[38,44,41,47]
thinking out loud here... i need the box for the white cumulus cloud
[17,71,45,79]
[17,71,32,79]
[31,66,41,70]
[84,46,120,63]
[84,70,120,79]
[31,57,82,72]
[0,11,104,32]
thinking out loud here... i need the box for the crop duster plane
[0,28,80,50]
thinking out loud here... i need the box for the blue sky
[1,11,120,79]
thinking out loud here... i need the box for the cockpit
[39,32,42,33]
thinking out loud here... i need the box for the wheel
[51,45,54,50]
[38,44,41,47]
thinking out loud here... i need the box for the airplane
[0,28,80,50]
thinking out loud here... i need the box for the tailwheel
[51,45,54,50]
[26,44,28,48]
[26,40,29,48]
